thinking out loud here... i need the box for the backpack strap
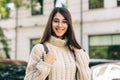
[43,43,48,54]
[42,43,49,80]
[42,43,48,61]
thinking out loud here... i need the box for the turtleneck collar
[47,36,68,47]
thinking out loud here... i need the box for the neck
[48,36,68,47]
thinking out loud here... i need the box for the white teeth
[56,29,63,32]
[57,30,62,31]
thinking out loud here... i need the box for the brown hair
[40,7,81,49]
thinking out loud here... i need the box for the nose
[58,22,62,27]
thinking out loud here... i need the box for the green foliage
[0,0,10,19]
[11,0,22,8]
[0,27,8,47]
[0,6,10,19]
[0,27,10,58]
[0,0,27,19]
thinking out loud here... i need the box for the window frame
[89,34,120,60]
[89,0,104,9]
[31,0,43,16]
[117,0,120,6]
[30,38,39,51]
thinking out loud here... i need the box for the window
[54,0,67,8]
[31,0,43,15]
[30,38,39,51]
[89,34,120,60]
[89,0,104,9]
[117,0,120,6]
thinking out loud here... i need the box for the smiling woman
[24,7,91,80]
[52,12,68,39]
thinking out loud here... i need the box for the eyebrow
[53,17,67,21]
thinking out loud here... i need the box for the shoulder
[33,43,43,49]
[31,43,44,53]
[75,49,86,54]
[75,49,89,59]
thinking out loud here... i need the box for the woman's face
[52,12,68,39]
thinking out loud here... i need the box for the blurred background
[0,0,120,62]
[0,0,120,79]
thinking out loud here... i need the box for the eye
[53,20,59,23]
[53,18,68,25]
[53,18,59,23]
[63,20,68,24]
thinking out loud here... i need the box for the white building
[0,0,120,61]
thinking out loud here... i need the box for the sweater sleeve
[75,49,91,80]
[24,44,51,80]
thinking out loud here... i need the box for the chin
[56,35,63,38]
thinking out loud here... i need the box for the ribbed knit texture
[24,36,91,80]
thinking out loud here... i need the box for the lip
[56,28,64,32]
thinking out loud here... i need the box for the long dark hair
[40,7,82,49]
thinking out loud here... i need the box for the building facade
[0,0,120,61]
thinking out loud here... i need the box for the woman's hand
[69,45,79,52]
[44,51,56,64]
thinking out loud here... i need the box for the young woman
[24,7,91,80]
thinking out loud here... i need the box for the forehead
[53,12,65,19]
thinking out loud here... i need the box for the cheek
[64,26,68,32]
[52,24,56,34]
[52,24,55,30]
[52,22,56,28]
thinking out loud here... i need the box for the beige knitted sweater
[24,36,91,80]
